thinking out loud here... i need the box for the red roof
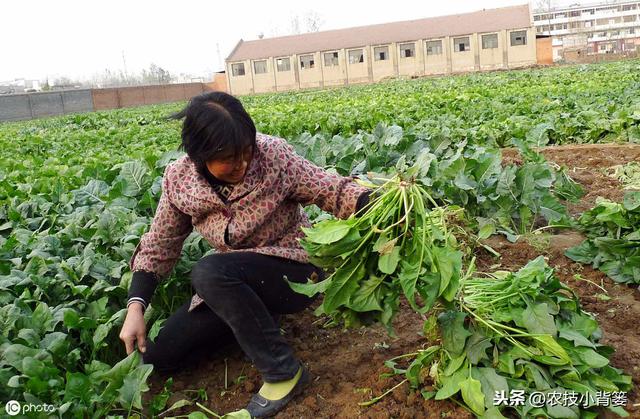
[227,4,531,61]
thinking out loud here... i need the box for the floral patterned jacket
[129,133,368,311]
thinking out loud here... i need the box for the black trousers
[142,252,322,382]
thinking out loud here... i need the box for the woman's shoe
[245,365,310,418]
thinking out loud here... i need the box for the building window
[453,37,470,52]
[300,54,315,69]
[569,10,580,17]
[348,49,364,64]
[399,42,415,58]
[231,63,245,76]
[584,20,594,27]
[583,8,594,15]
[276,57,290,72]
[426,40,443,55]
[510,30,527,46]
[482,33,498,49]
[374,46,389,61]
[623,15,637,22]
[323,51,339,67]
[253,60,267,74]
[630,27,636,34]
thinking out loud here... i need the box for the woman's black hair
[170,91,256,173]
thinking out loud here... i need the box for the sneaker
[245,364,310,418]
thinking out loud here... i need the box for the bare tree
[289,15,302,35]
[288,10,324,35]
[536,0,555,35]
[141,63,173,85]
[303,10,324,32]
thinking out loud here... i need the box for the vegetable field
[1,59,639,418]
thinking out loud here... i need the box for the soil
[146,144,640,418]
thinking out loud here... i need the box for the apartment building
[225,5,537,95]
[533,0,640,60]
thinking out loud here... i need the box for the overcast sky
[1,0,578,82]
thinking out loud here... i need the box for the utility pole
[122,50,128,84]
[216,43,223,71]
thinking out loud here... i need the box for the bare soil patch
[147,144,640,418]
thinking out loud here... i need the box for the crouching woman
[118,92,369,417]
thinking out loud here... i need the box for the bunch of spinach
[289,162,462,331]
[386,257,632,418]
[566,191,640,284]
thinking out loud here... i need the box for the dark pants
[142,252,322,382]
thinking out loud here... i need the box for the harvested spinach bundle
[289,172,461,330]
[389,257,632,418]
[566,191,640,285]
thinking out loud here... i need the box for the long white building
[533,0,640,61]
[226,5,538,95]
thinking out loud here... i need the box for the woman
[118,91,369,417]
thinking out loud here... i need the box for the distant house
[533,0,640,61]
[225,5,537,95]
[0,79,41,94]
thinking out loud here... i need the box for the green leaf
[539,195,569,223]
[117,161,150,197]
[522,303,557,336]
[465,332,492,365]
[63,372,91,404]
[438,311,472,357]
[454,172,477,190]
[460,376,485,416]
[533,335,570,364]
[406,346,439,387]
[473,368,509,411]
[301,219,353,244]
[546,400,579,419]
[443,354,466,376]
[606,405,630,417]
[117,363,154,410]
[573,347,609,368]
[565,241,598,264]
[496,165,517,197]
[378,246,401,274]
[558,329,596,348]
[323,260,366,312]
[478,222,495,240]
[287,276,331,297]
[622,191,640,211]
[432,247,461,297]
[435,368,466,400]
[222,410,252,419]
[349,275,384,312]
[481,406,508,419]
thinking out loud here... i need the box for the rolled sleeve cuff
[127,270,160,309]
[336,181,370,219]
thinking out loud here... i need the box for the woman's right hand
[119,303,147,355]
